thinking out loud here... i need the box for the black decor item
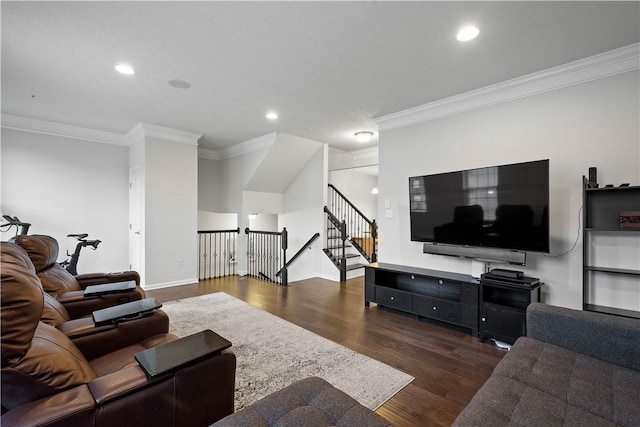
[588,167,598,188]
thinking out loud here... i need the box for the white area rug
[162,292,413,411]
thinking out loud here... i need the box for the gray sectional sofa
[454,303,640,426]
[213,376,392,427]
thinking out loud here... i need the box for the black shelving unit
[479,274,542,345]
[582,177,640,319]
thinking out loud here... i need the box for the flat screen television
[409,159,549,253]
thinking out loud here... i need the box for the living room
[1,2,639,426]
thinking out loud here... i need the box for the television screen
[409,160,549,253]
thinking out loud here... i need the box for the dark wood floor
[147,275,505,427]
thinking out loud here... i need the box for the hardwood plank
[147,275,505,426]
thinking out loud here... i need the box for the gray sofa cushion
[453,337,640,427]
[213,377,393,427]
[527,303,640,371]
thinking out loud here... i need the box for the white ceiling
[2,1,639,153]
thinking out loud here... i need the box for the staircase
[323,184,377,282]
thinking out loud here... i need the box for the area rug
[161,292,413,411]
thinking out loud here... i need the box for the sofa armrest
[88,350,236,426]
[527,302,640,370]
[0,386,96,427]
[76,271,141,289]
[56,288,144,319]
[67,311,170,360]
[1,348,236,427]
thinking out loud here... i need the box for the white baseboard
[143,277,199,290]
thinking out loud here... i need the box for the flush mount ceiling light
[266,112,278,120]
[457,25,480,42]
[114,64,135,75]
[355,131,374,143]
[457,26,480,42]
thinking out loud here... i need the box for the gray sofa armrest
[527,302,640,371]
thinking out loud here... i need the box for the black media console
[364,263,480,336]
[365,263,543,341]
[479,272,542,345]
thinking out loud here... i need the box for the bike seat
[67,233,89,240]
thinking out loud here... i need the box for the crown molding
[214,132,277,160]
[1,115,202,147]
[1,114,127,145]
[198,147,220,161]
[129,122,201,146]
[375,43,640,132]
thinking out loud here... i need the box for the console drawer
[460,284,479,305]
[414,295,461,323]
[375,286,412,312]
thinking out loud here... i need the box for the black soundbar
[423,243,526,265]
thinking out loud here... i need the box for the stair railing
[198,228,240,280]
[323,206,348,281]
[276,232,320,278]
[245,227,288,286]
[327,184,377,263]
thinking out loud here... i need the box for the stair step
[323,249,359,259]
[325,245,352,250]
[346,263,366,271]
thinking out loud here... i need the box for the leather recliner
[1,242,237,426]
[40,282,170,360]
[15,234,146,318]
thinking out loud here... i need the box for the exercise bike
[0,215,31,239]
[59,233,102,275]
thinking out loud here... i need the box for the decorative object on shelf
[620,211,640,229]
[588,166,598,188]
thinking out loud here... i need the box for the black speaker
[423,243,526,265]
[588,167,598,188]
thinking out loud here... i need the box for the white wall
[143,137,198,288]
[249,213,278,232]
[198,157,220,213]
[1,128,129,273]
[378,71,640,309]
[198,211,237,230]
[281,145,334,282]
[329,169,378,220]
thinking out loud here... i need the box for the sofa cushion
[453,337,640,427]
[1,322,98,410]
[15,234,83,294]
[1,242,43,361]
[214,376,393,427]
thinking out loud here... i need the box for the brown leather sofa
[15,234,146,318]
[1,242,237,426]
[40,283,171,360]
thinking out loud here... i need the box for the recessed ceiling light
[355,131,374,143]
[457,26,480,42]
[168,79,192,89]
[115,64,135,75]
[266,112,278,120]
